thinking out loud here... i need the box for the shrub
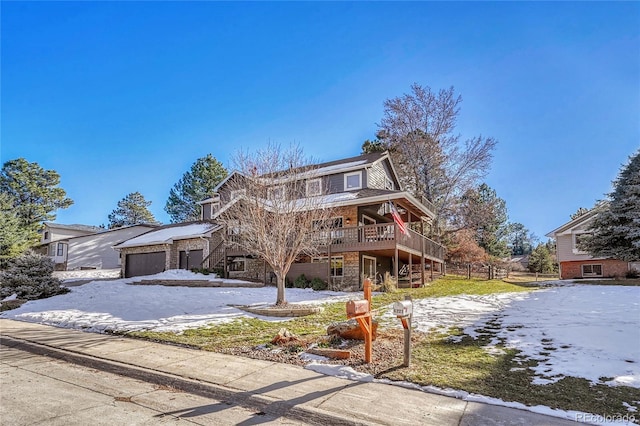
[626,269,640,279]
[310,277,328,291]
[378,272,397,293]
[293,274,309,289]
[0,251,69,300]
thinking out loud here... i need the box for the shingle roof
[43,222,104,233]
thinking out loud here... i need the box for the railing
[201,240,226,269]
[329,223,445,261]
[419,196,437,216]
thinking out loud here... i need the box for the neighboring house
[35,222,104,269]
[113,222,221,278]
[35,223,157,271]
[546,207,631,279]
[197,151,446,290]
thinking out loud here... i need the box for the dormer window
[344,171,362,190]
[385,177,394,190]
[306,179,322,197]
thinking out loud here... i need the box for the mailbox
[346,300,370,317]
[393,300,413,317]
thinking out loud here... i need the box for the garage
[125,251,166,278]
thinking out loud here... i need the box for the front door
[362,255,377,284]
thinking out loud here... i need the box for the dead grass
[129,275,640,417]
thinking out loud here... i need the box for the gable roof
[545,204,605,237]
[113,221,221,249]
[208,151,396,196]
[43,222,104,233]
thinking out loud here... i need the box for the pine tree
[0,158,73,228]
[108,192,159,229]
[0,193,35,263]
[528,244,555,273]
[0,251,69,300]
[165,154,228,223]
[581,150,640,261]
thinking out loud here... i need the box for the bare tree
[377,83,497,240]
[217,143,336,306]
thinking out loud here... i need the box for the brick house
[199,151,446,291]
[545,207,632,279]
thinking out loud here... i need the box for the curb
[1,335,365,426]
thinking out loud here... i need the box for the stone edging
[234,304,324,317]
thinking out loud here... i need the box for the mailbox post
[346,278,373,363]
[393,295,413,367]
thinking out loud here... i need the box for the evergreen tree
[570,207,589,220]
[460,183,511,259]
[508,222,537,256]
[0,158,73,227]
[108,192,158,229]
[0,193,35,262]
[0,251,69,300]
[528,243,555,273]
[581,150,640,261]
[165,154,228,223]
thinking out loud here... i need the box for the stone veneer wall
[119,243,170,276]
[228,257,273,282]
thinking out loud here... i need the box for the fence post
[467,264,471,279]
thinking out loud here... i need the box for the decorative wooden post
[346,278,373,363]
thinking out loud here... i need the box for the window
[344,172,362,190]
[267,185,286,200]
[306,179,322,197]
[230,189,246,200]
[48,244,56,256]
[312,256,344,277]
[582,264,602,277]
[57,243,64,256]
[385,177,394,190]
[44,231,49,240]
[229,258,246,272]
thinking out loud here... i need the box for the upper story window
[43,231,49,241]
[385,177,394,190]
[344,171,362,190]
[267,185,286,200]
[306,179,322,197]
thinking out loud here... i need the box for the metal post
[403,294,412,367]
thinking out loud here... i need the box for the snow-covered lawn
[2,271,639,425]
[1,270,358,333]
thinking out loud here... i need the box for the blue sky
[2,1,639,240]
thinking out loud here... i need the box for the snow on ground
[382,285,640,389]
[1,270,358,333]
[3,273,639,425]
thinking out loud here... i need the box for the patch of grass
[378,331,640,417]
[128,275,640,416]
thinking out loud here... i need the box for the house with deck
[198,151,446,290]
[546,206,632,279]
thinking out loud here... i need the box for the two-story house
[199,151,446,290]
[546,206,632,279]
[36,222,157,271]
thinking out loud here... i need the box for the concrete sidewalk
[0,319,575,425]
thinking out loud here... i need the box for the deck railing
[328,223,445,261]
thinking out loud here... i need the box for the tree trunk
[275,273,287,306]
